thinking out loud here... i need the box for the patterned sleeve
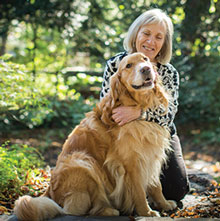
[100,52,127,99]
[145,63,179,135]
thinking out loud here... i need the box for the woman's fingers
[112,106,141,125]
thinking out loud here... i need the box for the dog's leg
[89,192,119,216]
[106,157,160,216]
[105,158,126,209]
[97,207,120,216]
[132,181,161,217]
[147,182,177,211]
[63,192,91,216]
[63,190,119,216]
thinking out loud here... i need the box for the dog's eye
[143,57,149,61]
[126,63,132,68]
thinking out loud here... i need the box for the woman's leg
[160,134,190,202]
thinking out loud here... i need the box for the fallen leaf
[170,213,175,218]
[193,215,200,218]
[187,211,195,216]
[210,198,220,205]
[20,186,29,192]
[211,179,218,186]
[0,201,7,205]
[0,206,8,214]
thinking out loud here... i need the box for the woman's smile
[135,22,166,62]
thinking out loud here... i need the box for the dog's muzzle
[132,66,155,89]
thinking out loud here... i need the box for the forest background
[0,0,220,216]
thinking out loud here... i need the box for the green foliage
[65,73,102,98]
[0,142,44,200]
[177,54,220,144]
[43,97,95,128]
[0,56,96,131]
[1,54,35,111]
[0,55,51,129]
[214,176,220,184]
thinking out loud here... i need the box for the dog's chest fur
[105,120,170,211]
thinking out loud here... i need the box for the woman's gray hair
[123,8,174,65]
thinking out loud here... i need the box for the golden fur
[14,53,177,220]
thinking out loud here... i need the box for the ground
[0,128,220,219]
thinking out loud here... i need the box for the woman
[100,8,189,202]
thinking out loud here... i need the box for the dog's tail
[14,195,66,221]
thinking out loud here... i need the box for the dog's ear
[109,71,125,108]
[96,71,123,126]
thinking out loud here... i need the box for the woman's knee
[161,134,190,201]
[161,175,190,201]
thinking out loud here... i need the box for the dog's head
[110,52,169,109]
[114,52,156,91]
[97,52,170,125]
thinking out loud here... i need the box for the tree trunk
[0,30,8,56]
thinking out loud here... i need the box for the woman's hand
[112,106,141,126]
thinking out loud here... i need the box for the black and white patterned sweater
[100,51,179,136]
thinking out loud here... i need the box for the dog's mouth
[132,80,154,89]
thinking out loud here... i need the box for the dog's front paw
[162,200,177,211]
[147,210,160,217]
[99,207,120,216]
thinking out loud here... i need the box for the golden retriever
[14,52,177,220]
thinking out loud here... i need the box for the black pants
[160,134,190,202]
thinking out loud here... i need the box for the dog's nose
[140,66,151,75]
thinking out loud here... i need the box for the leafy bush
[176,54,220,144]
[0,55,96,131]
[43,96,96,128]
[0,55,51,129]
[0,55,47,110]
[0,142,45,201]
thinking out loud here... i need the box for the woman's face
[135,22,166,63]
